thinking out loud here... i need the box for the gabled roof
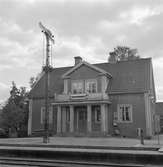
[62,61,112,79]
[29,66,72,98]
[31,71,45,90]
[29,58,154,98]
[95,58,152,93]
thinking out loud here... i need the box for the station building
[28,56,156,138]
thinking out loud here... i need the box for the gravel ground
[0,135,162,148]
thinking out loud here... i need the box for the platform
[0,137,162,165]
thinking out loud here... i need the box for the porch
[53,103,110,136]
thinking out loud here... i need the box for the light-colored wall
[144,93,155,137]
[101,76,108,94]
[63,79,68,94]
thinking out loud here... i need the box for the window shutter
[129,105,133,122]
[118,105,123,122]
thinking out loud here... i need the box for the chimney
[108,52,117,64]
[74,56,82,65]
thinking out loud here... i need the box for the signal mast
[39,22,54,143]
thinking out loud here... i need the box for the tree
[29,77,36,88]
[108,46,140,62]
[29,72,42,88]
[0,82,29,137]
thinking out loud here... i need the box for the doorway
[75,106,87,134]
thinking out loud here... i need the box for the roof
[95,58,151,93]
[29,58,153,98]
[156,102,163,115]
[29,66,72,98]
[62,61,112,79]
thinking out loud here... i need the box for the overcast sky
[0,0,163,103]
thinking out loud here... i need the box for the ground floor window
[117,104,133,123]
[41,106,53,124]
[92,105,101,123]
[65,106,70,122]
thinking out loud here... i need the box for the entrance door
[76,106,87,133]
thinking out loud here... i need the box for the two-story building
[28,56,156,138]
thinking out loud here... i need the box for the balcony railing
[54,92,109,102]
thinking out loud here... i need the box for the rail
[0,156,145,167]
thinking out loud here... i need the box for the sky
[0,0,163,104]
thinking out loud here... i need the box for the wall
[109,93,146,138]
[31,98,56,136]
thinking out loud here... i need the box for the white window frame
[117,104,133,123]
[41,106,53,124]
[71,80,84,94]
[92,105,101,123]
[85,79,97,94]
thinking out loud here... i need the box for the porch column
[70,105,74,133]
[62,107,66,133]
[87,104,92,133]
[101,104,107,134]
[57,105,62,133]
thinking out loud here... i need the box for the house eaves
[62,61,112,79]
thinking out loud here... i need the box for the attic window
[71,80,83,94]
[85,79,97,93]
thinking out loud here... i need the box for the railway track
[0,157,146,167]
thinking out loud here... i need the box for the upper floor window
[117,104,133,123]
[71,80,83,94]
[86,79,97,93]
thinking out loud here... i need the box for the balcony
[87,93,109,100]
[54,93,109,102]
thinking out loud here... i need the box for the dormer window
[86,79,97,93]
[72,80,83,94]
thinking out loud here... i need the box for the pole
[140,129,144,145]
[39,22,54,143]
[157,132,160,145]
[43,34,50,143]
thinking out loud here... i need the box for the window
[86,79,97,93]
[92,105,101,123]
[118,104,132,123]
[72,80,83,94]
[41,106,53,124]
